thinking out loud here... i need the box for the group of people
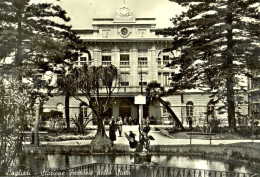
[108,116,155,148]
[119,116,137,125]
[108,117,124,146]
[124,120,154,152]
[105,116,138,126]
[143,116,157,125]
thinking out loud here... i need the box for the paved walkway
[44,125,260,146]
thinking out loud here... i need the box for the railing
[38,163,257,177]
[115,86,145,94]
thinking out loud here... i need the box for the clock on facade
[121,27,128,36]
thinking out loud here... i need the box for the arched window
[57,103,64,112]
[80,103,88,119]
[186,101,194,117]
[207,103,215,121]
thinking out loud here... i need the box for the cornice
[82,38,173,44]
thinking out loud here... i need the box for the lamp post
[139,64,144,130]
[134,64,146,130]
[34,98,40,145]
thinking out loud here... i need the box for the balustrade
[39,163,256,177]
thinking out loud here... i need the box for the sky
[35,0,185,29]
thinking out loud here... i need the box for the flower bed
[43,131,96,142]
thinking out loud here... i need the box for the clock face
[121,28,128,35]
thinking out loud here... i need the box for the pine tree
[0,1,88,172]
[0,0,87,81]
[158,0,260,132]
[0,0,88,129]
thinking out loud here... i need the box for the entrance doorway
[119,99,131,118]
[103,107,112,118]
[143,105,149,118]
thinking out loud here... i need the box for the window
[80,104,88,119]
[102,55,111,66]
[79,57,87,65]
[252,77,260,89]
[121,82,129,86]
[158,73,162,84]
[120,54,130,66]
[119,46,129,67]
[120,73,130,86]
[157,58,161,67]
[138,47,148,66]
[207,103,215,121]
[102,47,112,66]
[163,56,170,66]
[139,82,147,86]
[250,103,259,115]
[139,73,147,86]
[76,55,91,66]
[57,103,64,112]
[186,101,194,117]
[138,57,147,66]
[163,73,169,86]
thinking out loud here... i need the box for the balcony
[95,86,146,97]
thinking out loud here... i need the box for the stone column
[130,45,138,87]
[93,46,101,66]
[112,45,120,68]
[149,45,157,81]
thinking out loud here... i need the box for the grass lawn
[167,126,260,140]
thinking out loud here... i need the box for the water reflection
[13,153,252,174]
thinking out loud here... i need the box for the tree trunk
[90,118,113,153]
[15,8,22,66]
[226,0,237,132]
[157,97,185,130]
[226,79,236,132]
[65,93,70,129]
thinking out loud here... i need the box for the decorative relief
[114,5,135,22]
[116,5,133,17]
[121,28,128,35]
[119,27,131,38]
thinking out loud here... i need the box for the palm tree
[146,81,185,130]
[56,73,76,129]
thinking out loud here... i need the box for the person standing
[188,116,192,129]
[125,116,129,125]
[109,116,114,125]
[129,117,132,126]
[117,117,123,137]
[109,120,117,146]
[143,120,151,136]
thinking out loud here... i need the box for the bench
[186,132,216,145]
[23,131,48,142]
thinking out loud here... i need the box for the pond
[11,153,256,175]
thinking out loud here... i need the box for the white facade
[43,5,248,127]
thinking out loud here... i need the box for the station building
[43,4,248,127]
[248,70,260,117]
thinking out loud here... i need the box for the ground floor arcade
[42,92,248,127]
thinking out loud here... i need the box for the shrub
[41,110,63,121]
